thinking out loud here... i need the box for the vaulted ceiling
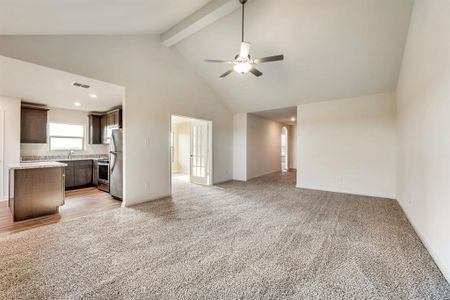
[0,0,210,35]
[0,0,415,114]
[175,0,414,112]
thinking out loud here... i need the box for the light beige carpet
[0,172,449,299]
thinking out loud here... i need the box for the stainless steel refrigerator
[109,129,123,200]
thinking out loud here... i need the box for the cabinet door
[107,112,114,127]
[117,109,122,128]
[73,161,93,186]
[89,115,102,144]
[101,115,108,144]
[21,107,48,143]
[63,164,75,188]
[92,161,98,185]
[112,110,122,128]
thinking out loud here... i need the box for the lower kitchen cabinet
[59,160,93,189]
[64,164,75,188]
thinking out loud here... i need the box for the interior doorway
[170,115,213,191]
[281,126,288,172]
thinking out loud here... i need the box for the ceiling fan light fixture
[234,62,252,74]
[204,0,284,78]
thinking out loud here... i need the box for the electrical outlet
[144,183,150,190]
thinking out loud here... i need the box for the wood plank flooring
[0,187,122,235]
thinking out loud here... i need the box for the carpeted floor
[0,171,449,299]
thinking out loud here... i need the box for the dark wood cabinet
[101,114,108,144]
[9,165,65,221]
[20,105,49,144]
[89,108,122,144]
[88,115,102,144]
[73,160,93,186]
[59,160,93,189]
[63,164,75,188]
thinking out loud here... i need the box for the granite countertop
[21,157,107,163]
[10,161,68,170]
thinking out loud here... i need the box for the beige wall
[20,107,109,157]
[288,125,297,170]
[297,92,397,199]
[233,113,286,181]
[396,0,450,282]
[247,114,283,180]
[232,113,247,181]
[0,95,21,201]
[0,35,234,206]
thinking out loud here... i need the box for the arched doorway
[281,127,288,172]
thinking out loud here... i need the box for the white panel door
[190,121,209,185]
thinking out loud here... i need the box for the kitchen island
[9,162,67,221]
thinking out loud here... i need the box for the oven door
[98,163,109,183]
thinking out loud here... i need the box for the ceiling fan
[205,0,284,78]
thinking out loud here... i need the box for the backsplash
[21,143,109,161]
[21,153,109,162]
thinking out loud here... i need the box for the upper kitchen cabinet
[89,108,122,144]
[88,114,102,144]
[108,108,122,129]
[20,103,49,144]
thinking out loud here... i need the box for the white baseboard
[213,179,233,185]
[124,194,171,208]
[247,169,283,181]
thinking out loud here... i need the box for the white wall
[20,107,109,158]
[0,96,21,201]
[0,35,233,206]
[288,125,297,170]
[247,114,283,180]
[297,93,396,199]
[396,0,450,282]
[232,113,247,181]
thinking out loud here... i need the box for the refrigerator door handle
[110,152,117,173]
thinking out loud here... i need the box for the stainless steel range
[97,158,109,192]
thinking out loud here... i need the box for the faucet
[68,150,75,159]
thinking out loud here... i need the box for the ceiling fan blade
[249,68,263,77]
[253,55,284,64]
[239,42,251,58]
[220,69,234,78]
[205,59,235,64]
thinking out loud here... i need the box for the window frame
[48,122,86,151]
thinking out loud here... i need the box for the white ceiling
[251,107,297,126]
[0,0,211,35]
[176,0,414,113]
[0,55,124,111]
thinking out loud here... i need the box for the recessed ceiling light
[89,94,97,99]
[74,102,81,107]
[291,117,296,122]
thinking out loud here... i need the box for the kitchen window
[49,123,85,151]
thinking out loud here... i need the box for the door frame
[169,114,213,196]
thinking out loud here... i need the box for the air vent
[72,82,90,89]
